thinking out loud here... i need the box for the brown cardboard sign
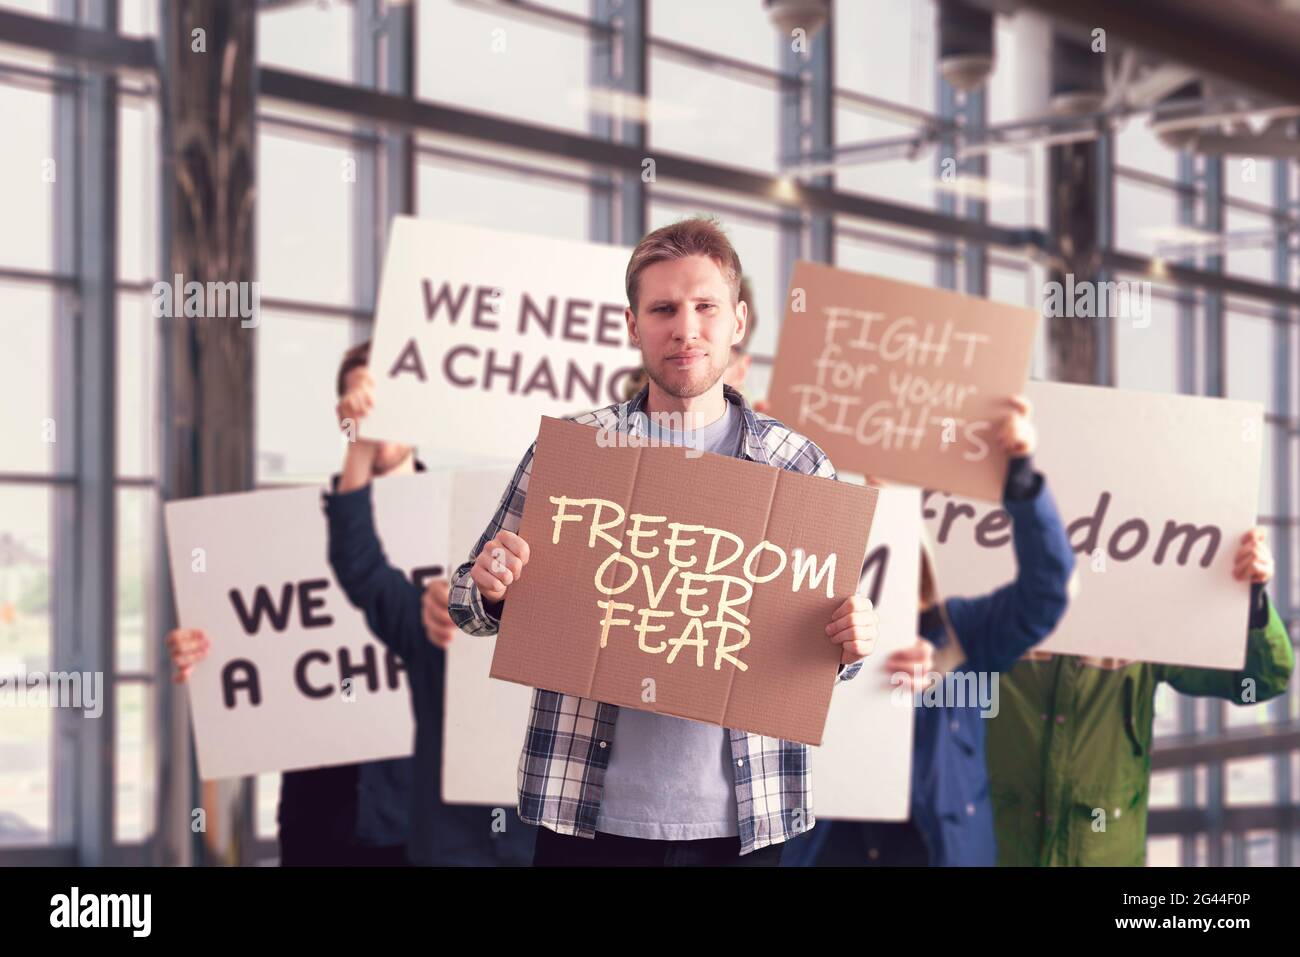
[767,261,1039,502]
[490,416,879,745]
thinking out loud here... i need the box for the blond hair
[624,216,743,313]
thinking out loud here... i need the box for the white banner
[364,217,643,460]
[811,484,919,821]
[164,473,449,780]
[441,466,532,805]
[927,381,1263,670]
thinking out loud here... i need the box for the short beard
[645,356,727,399]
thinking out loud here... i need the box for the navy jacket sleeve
[938,463,1075,674]
[323,482,428,668]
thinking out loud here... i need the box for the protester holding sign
[783,395,1076,867]
[321,342,538,866]
[164,344,418,867]
[449,217,880,866]
[167,343,538,866]
[986,527,1294,866]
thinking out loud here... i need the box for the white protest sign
[164,473,450,780]
[363,217,643,458]
[926,381,1264,670]
[810,485,919,821]
[441,466,532,805]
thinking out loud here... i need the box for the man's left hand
[827,593,878,665]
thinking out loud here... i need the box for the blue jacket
[784,463,1074,867]
[324,480,537,865]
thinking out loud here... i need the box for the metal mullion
[456,0,612,39]
[415,143,610,194]
[1224,193,1292,219]
[49,0,119,868]
[1103,248,1300,311]
[649,35,793,92]
[0,59,81,92]
[353,0,381,329]
[934,70,957,292]
[113,672,156,683]
[833,88,936,127]
[1223,297,1300,325]
[1202,153,1227,867]
[1095,128,1115,385]
[1257,516,1300,527]
[962,86,989,299]
[383,0,415,226]
[0,472,77,485]
[808,11,834,266]
[1114,166,1199,195]
[1270,157,1294,866]
[0,6,154,72]
[0,265,77,286]
[259,296,373,321]
[775,21,820,296]
[1174,150,1198,866]
[152,0,184,869]
[260,112,384,147]
[837,224,944,258]
[649,190,785,229]
[44,0,81,860]
[589,0,645,247]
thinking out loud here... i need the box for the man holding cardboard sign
[449,218,880,866]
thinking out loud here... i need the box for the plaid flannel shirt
[449,384,864,856]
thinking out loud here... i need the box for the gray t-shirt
[595,400,746,841]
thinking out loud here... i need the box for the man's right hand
[470,530,531,603]
[165,627,210,684]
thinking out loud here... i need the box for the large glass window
[416,138,594,240]
[416,0,592,135]
[0,53,60,850]
[259,1,355,83]
[0,82,54,273]
[257,126,357,309]
[0,484,55,846]
[1114,290,1180,394]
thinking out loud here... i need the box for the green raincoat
[986,590,1294,866]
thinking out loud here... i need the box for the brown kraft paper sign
[490,416,879,745]
[767,261,1039,501]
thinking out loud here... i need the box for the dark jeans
[533,827,784,867]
